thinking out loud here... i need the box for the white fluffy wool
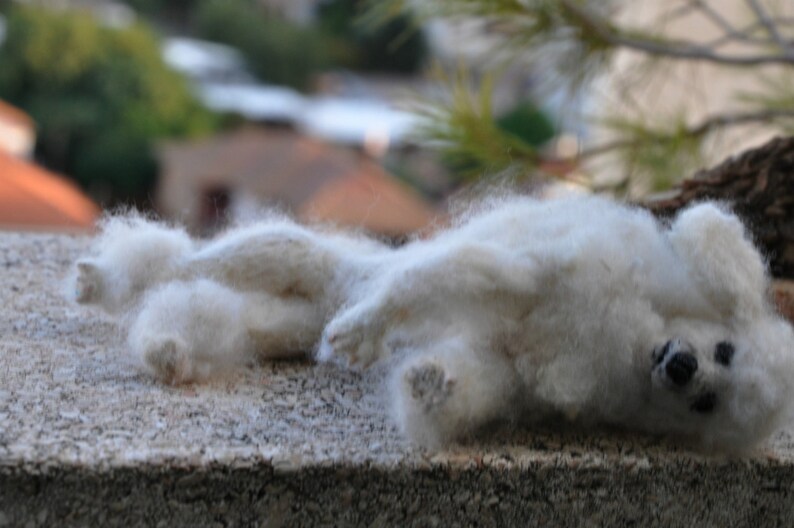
[73,196,794,451]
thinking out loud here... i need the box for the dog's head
[647,315,794,451]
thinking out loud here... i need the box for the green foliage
[318,0,429,74]
[120,0,201,17]
[412,68,546,181]
[194,0,326,91]
[496,100,556,149]
[0,6,216,205]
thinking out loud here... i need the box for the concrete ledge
[2,233,794,527]
[4,460,794,527]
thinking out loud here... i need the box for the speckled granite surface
[2,232,794,527]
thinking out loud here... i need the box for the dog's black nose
[666,352,698,386]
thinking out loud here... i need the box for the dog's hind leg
[244,295,326,360]
[392,334,520,447]
[184,222,349,300]
[129,280,255,384]
[130,280,329,384]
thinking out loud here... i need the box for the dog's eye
[690,392,717,413]
[714,342,735,366]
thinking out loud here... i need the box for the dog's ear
[75,259,103,304]
[668,202,769,320]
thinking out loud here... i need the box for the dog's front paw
[142,336,192,385]
[319,305,384,367]
[75,260,104,304]
[404,361,456,413]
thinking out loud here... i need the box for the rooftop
[0,151,99,232]
[157,127,438,237]
[0,99,34,129]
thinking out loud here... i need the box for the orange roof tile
[298,161,438,236]
[0,151,99,232]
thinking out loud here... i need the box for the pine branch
[745,0,793,53]
[559,0,794,66]
[689,108,794,134]
[688,0,777,47]
[374,0,794,67]
[579,109,794,161]
[368,0,794,192]
[690,0,742,38]
[409,67,542,182]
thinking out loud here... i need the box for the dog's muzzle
[665,352,698,386]
[653,339,698,387]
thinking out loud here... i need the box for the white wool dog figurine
[73,196,794,451]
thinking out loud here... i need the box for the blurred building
[162,37,253,84]
[0,101,99,232]
[156,127,439,238]
[162,37,420,149]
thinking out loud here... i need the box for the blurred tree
[317,0,428,74]
[120,0,199,17]
[0,6,216,205]
[373,0,794,195]
[124,0,427,78]
[194,0,326,91]
[118,0,201,31]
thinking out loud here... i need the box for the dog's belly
[508,279,664,419]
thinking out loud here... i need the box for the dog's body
[75,196,794,451]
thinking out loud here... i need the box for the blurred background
[0,0,792,239]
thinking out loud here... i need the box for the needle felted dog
[74,196,794,451]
